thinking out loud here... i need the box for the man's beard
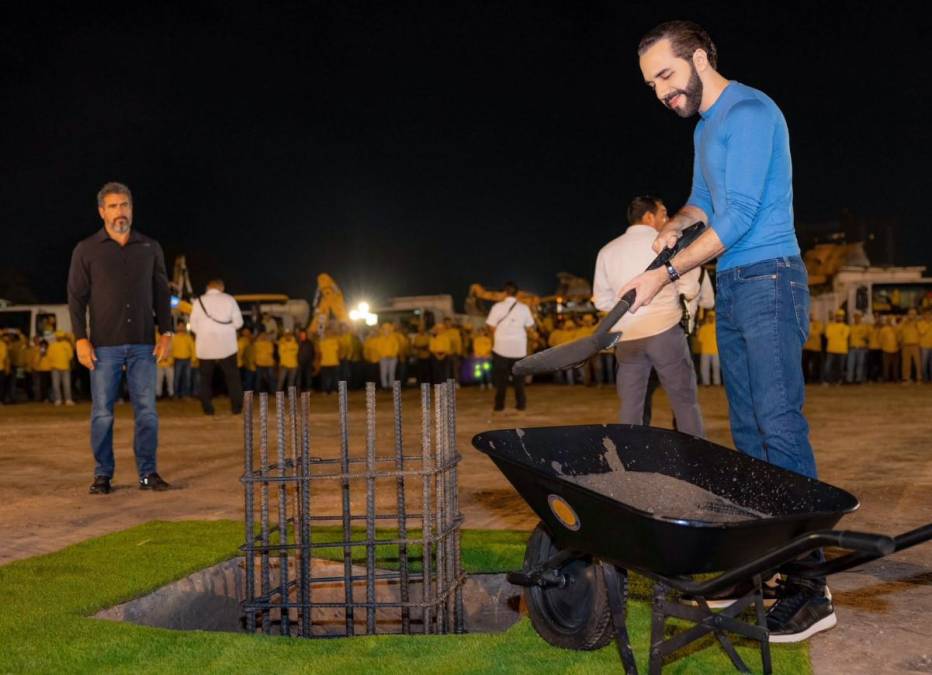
[111,217,131,234]
[664,63,703,118]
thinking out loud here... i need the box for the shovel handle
[595,221,706,336]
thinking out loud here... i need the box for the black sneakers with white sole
[767,586,836,643]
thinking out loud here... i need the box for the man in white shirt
[593,196,704,436]
[485,281,535,412]
[189,279,244,416]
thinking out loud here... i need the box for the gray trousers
[50,369,72,403]
[614,324,704,437]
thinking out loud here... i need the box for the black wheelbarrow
[471,424,932,674]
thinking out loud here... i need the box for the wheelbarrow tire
[523,523,615,651]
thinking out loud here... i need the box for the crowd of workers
[0,303,728,405]
[803,308,932,384]
[3,303,929,407]
[0,328,78,405]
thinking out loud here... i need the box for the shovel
[512,221,706,376]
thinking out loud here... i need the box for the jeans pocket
[737,259,780,282]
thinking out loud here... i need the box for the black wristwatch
[664,261,681,283]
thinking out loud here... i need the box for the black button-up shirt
[67,228,173,346]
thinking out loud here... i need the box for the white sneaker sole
[768,611,837,643]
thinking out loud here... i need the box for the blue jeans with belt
[90,344,158,479]
[715,256,818,479]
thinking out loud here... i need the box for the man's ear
[692,48,710,73]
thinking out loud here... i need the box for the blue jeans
[173,358,192,397]
[90,345,158,479]
[715,257,818,479]
[846,348,867,383]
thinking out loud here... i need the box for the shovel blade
[512,334,618,376]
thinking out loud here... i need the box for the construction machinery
[309,273,349,334]
[803,240,932,321]
[465,272,595,320]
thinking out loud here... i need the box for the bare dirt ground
[1,382,930,673]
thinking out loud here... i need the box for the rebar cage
[241,380,465,637]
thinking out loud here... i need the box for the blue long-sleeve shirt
[687,81,800,271]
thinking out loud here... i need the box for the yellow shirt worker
[363,334,381,364]
[803,319,824,352]
[318,336,342,368]
[824,318,850,355]
[278,334,299,369]
[171,331,196,360]
[918,315,932,349]
[879,322,899,353]
[697,315,720,386]
[429,331,450,358]
[253,336,276,367]
[898,310,923,382]
[47,336,74,371]
[822,311,850,384]
[0,339,9,376]
[473,335,492,358]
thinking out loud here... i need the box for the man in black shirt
[67,182,174,494]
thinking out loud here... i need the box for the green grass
[0,521,810,674]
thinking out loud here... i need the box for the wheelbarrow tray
[472,424,859,577]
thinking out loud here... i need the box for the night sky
[2,1,929,309]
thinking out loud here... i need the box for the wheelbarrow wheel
[523,523,615,651]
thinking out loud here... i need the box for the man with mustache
[68,182,174,495]
[618,21,832,643]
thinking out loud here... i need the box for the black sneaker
[767,587,836,643]
[139,473,171,491]
[89,476,112,494]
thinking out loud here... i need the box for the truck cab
[0,304,72,341]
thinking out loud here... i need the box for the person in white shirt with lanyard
[593,196,704,436]
[188,279,244,416]
[485,281,535,412]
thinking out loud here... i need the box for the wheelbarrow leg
[752,574,773,675]
[648,583,667,675]
[601,564,638,675]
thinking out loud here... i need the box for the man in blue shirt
[619,21,833,643]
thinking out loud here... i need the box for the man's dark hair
[503,281,518,296]
[627,195,664,226]
[638,20,717,70]
[97,181,133,207]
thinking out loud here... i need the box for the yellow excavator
[465,273,594,317]
[309,273,349,334]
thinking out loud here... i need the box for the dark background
[1,1,928,307]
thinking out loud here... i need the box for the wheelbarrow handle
[829,530,896,556]
[783,523,932,580]
[664,529,896,597]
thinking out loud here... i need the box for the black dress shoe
[139,473,171,491]
[89,476,112,494]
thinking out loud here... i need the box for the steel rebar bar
[433,383,448,633]
[275,391,291,636]
[446,379,464,632]
[287,387,301,633]
[338,380,354,636]
[420,383,433,634]
[299,391,312,637]
[365,382,377,635]
[393,380,410,633]
[243,391,257,633]
[259,393,272,634]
